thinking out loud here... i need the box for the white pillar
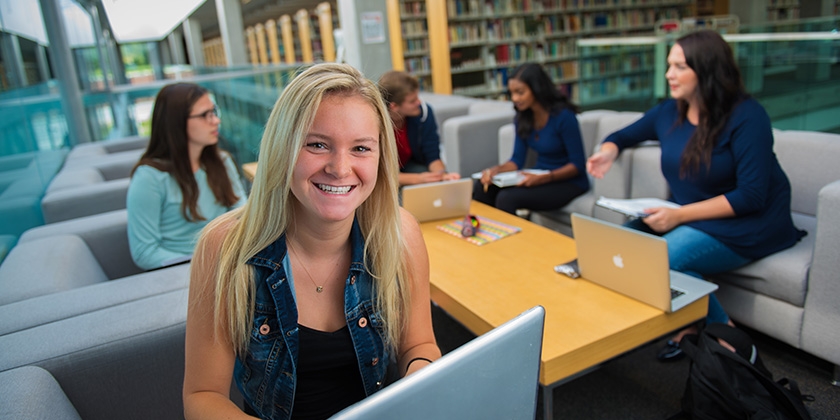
[215,0,247,66]
[182,18,205,66]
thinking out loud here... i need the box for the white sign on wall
[360,11,385,44]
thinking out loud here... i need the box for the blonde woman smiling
[183,63,440,420]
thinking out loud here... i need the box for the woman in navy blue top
[588,30,803,361]
[474,63,589,214]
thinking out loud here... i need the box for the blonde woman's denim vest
[235,220,390,420]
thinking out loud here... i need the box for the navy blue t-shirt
[509,108,589,191]
[604,98,802,260]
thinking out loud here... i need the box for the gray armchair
[64,135,148,162]
[608,127,840,381]
[0,210,142,305]
[40,149,142,223]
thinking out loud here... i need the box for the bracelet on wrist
[406,357,433,371]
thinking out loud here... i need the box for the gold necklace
[288,242,325,293]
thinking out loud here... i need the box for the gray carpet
[432,305,840,420]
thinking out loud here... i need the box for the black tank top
[291,324,366,420]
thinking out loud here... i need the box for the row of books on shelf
[544,61,578,80]
[445,0,689,18]
[579,74,652,102]
[767,0,799,6]
[446,8,677,43]
[404,56,431,73]
[493,41,577,64]
[401,20,427,37]
[403,38,429,54]
[449,19,559,44]
[766,8,800,21]
[401,1,426,16]
[579,52,653,77]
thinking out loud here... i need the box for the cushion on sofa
[0,290,188,420]
[0,263,189,336]
[711,213,816,308]
[774,130,840,216]
[0,366,81,420]
[628,144,669,199]
[46,167,105,193]
[0,235,108,305]
[41,177,131,223]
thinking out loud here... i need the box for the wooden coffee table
[242,162,257,181]
[419,201,707,419]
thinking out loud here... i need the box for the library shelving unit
[397,0,434,90]
[389,0,695,101]
[577,37,659,107]
[766,0,800,21]
[295,5,338,63]
[237,2,337,68]
[695,0,728,16]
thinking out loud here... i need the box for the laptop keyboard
[670,288,685,300]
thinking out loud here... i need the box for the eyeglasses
[188,105,221,122]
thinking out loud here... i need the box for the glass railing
[4,23,840,251]
[0,63,303,247]
[1,63,302,160]
[577,27,840,134]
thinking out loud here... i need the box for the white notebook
[471,169,549,188]
[595,196,680,218]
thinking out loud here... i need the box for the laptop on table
[571,213,718,313]
[329,306,545,420]
[401,178,472,222]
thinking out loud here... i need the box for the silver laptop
[571,213,718,313]
[401,178,472,222]
[330,306,545,420]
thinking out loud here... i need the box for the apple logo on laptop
[612,254,624,268]
[433,198,443,208]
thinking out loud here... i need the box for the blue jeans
[624,219,752,325]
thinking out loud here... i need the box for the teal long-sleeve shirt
[127,154,246,270]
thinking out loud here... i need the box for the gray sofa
[0,366,82,420]
[0,149,67,238]
[0,209,191,419]
[449,107,840,379]
[41,148,142,223]
[455,109,645,235]
[0,210,145,305]
[0,288,188,420]
[589,129,840,380]
[480,112,840,380]
[64,135,148,162]
[440,101,516,177]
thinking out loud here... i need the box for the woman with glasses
[127,82,246,270]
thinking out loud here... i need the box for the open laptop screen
[329,306,545,420]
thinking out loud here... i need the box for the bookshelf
[231,2,339,68]
[695,0,728,16]
[390,0,694,100]
[578,42,658,107]
[398,0,433,90]
[766,0,800,21]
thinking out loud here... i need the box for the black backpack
[677,323,813,420]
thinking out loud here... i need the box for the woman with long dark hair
[473,63,589,214]
[587,30,804,361]
[127,82,245,270]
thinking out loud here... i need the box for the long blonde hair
[203,63,408,355]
